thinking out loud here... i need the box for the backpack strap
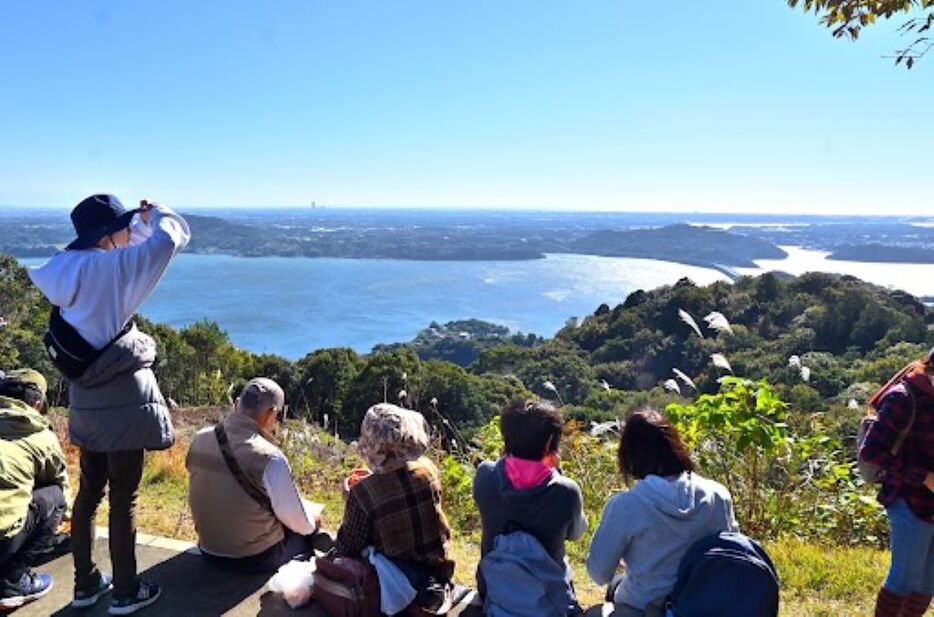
[889,381,918,457]
[213,423,274,513]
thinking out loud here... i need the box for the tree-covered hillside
[1,253,931,440]
[5,251,934,556]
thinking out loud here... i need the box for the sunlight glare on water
[22,253,727,358]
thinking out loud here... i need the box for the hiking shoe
[0,571,53,609]
[108,580,161,615]
[310,530,336,554]
[72,572,113,608]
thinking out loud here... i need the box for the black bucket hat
[66,194,140,250]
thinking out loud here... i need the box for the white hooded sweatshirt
[586,471,738,610]
[28,205,191,349]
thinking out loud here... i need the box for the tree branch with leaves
[789,0,934,67]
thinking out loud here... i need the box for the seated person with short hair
[587,409,739,617]
[473,399,588,616]
[186,378,329,573]
[0,369,69,610]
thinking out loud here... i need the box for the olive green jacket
[0,395,69,538]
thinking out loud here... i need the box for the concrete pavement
[7,530,613,616]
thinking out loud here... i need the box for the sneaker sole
[72,582,114,608]
[0,580,54,609]
[107,587,161,615]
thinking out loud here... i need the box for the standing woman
[29,194,190,615]
[859,349,934,617]
[586,409,738,617]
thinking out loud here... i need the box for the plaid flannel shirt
[335,457,455,580]
[859,379,934,522]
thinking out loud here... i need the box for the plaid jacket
[859,372,933,522]
[335,457,455,580]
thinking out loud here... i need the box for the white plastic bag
[268,558,316,609]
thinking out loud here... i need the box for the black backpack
[666,531,779,617]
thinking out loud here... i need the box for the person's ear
[542,433,555,458]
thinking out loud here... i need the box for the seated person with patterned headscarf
[336,403,456,614]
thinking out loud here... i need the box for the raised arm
[111,203,191,323]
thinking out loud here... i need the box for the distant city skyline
[1,2,932,215]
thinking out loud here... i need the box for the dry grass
[770,539,885,617]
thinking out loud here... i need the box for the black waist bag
[43,307,131,380]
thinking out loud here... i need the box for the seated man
[187,378,329,573]
[0,369,70,609]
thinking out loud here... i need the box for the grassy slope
[52,410,886,617]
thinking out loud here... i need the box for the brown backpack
[313,553,382,617]
[312,553,457,617]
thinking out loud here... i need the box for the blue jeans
[885,499,934,596]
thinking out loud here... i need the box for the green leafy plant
[667,376,885,544]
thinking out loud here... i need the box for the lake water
[735,246,934,300]
[20,248,933,359]
[21,253,728,358]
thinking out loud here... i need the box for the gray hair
[236,378,285,419]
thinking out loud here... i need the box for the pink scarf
[504,455,555,490]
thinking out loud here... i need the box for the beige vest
[186,413,285,557]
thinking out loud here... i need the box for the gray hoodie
[586,471,738,610]
[474,459,587,566]
[28,205,190,349]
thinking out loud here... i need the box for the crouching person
[586,410,738,617]
[473,399,588,617]
[0,370,69,610]
[335,404,456,615]
[187,378,330,573]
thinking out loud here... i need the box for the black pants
[200,529,326,574]
[394,559,452,612]
[0,485,67,584]
[71,449,144,597]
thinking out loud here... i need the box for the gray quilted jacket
[68,324,174,452]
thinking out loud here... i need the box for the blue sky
[1,1,931,214]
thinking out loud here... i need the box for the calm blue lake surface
[22,254,728,358]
